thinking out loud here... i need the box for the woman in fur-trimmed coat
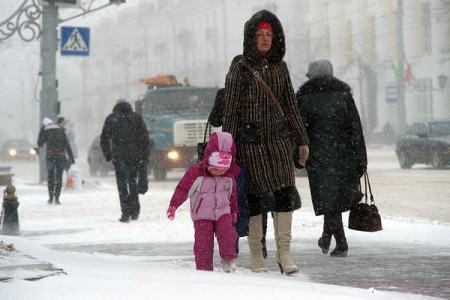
[296,59,368,257]
[223,10,309,274]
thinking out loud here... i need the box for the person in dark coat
[296,59,368,257]
[208,80,268,259]
[208,88,226,128]
[57,116,78,170]
[100,99,150,223]
[37,117,75,204]
[223,10,309,274]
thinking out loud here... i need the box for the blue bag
[234,164,249,237]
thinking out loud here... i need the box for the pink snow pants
[193,214,238,271]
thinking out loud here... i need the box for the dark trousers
[46,154,66,183]
[114,160,140,219]
[46,154,66,201]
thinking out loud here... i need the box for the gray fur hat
[306,59,334,79]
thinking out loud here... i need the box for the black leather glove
[292,148,304,169]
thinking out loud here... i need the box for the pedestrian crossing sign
[61,26,90,56]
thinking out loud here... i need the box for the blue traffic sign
[61,26,90,56]
[386,85,397,103]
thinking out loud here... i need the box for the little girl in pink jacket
[166,131,240,272]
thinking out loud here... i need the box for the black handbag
[137,160,149,194]
[348,171,382,232]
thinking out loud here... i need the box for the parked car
[395,120,450,169]
[87,136,113,176]
[0,139,37,161]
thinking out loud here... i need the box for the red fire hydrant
[1,185,20,236]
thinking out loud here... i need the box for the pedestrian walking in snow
[208,85,268,258]
[37,117,75,205]
[57,116,81,189]
[57,116,79,169]
[100,99,151,223]
[166,132,240,272]
[296,59,368,257]
[222,10,309,274]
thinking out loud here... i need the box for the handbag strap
[202,118,211,144]
[239,59,285,117]
[363,171,375,204]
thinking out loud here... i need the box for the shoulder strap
[239,58,284,116]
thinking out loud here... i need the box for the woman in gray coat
[223,10,309,274]
[296,59,367,257]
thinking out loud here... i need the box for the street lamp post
[1,0,124,182]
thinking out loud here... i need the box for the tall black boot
[261,212,268,259]
[54,180,62,205]
[318,214,333,254]
[329,213,348,257]
[47,179,54,204]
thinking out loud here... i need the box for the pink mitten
[166,206,176,220]
[231,213,237,223]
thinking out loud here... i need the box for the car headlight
[8,149,17,157]
[167,150,179,161]
[30,148,37,155]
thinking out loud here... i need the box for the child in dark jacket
[166,131,240,272]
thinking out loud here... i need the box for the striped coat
[223,10,308,195]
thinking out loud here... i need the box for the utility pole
[396,0,407,134]
[38,0,124,182]
[40,3,59,124]
[39,3,59,182]
[1,0,125,183]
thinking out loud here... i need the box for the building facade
[69,0,450,146]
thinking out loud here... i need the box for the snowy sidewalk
[0,151,449,300]
[2,216,449,299]
[0,241,65,281]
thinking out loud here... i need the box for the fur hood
[113,101,133,114]
[297,76,352,96]
[243,10,285,64]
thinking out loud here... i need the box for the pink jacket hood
[201,132,240,177]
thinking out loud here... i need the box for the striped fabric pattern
[223,58,308,195]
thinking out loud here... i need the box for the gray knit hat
[306,59,334,79]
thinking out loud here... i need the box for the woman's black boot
[318,234,332,254]
[330,238,348,257]
[319,214,333,254]
[329,213,348,257]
